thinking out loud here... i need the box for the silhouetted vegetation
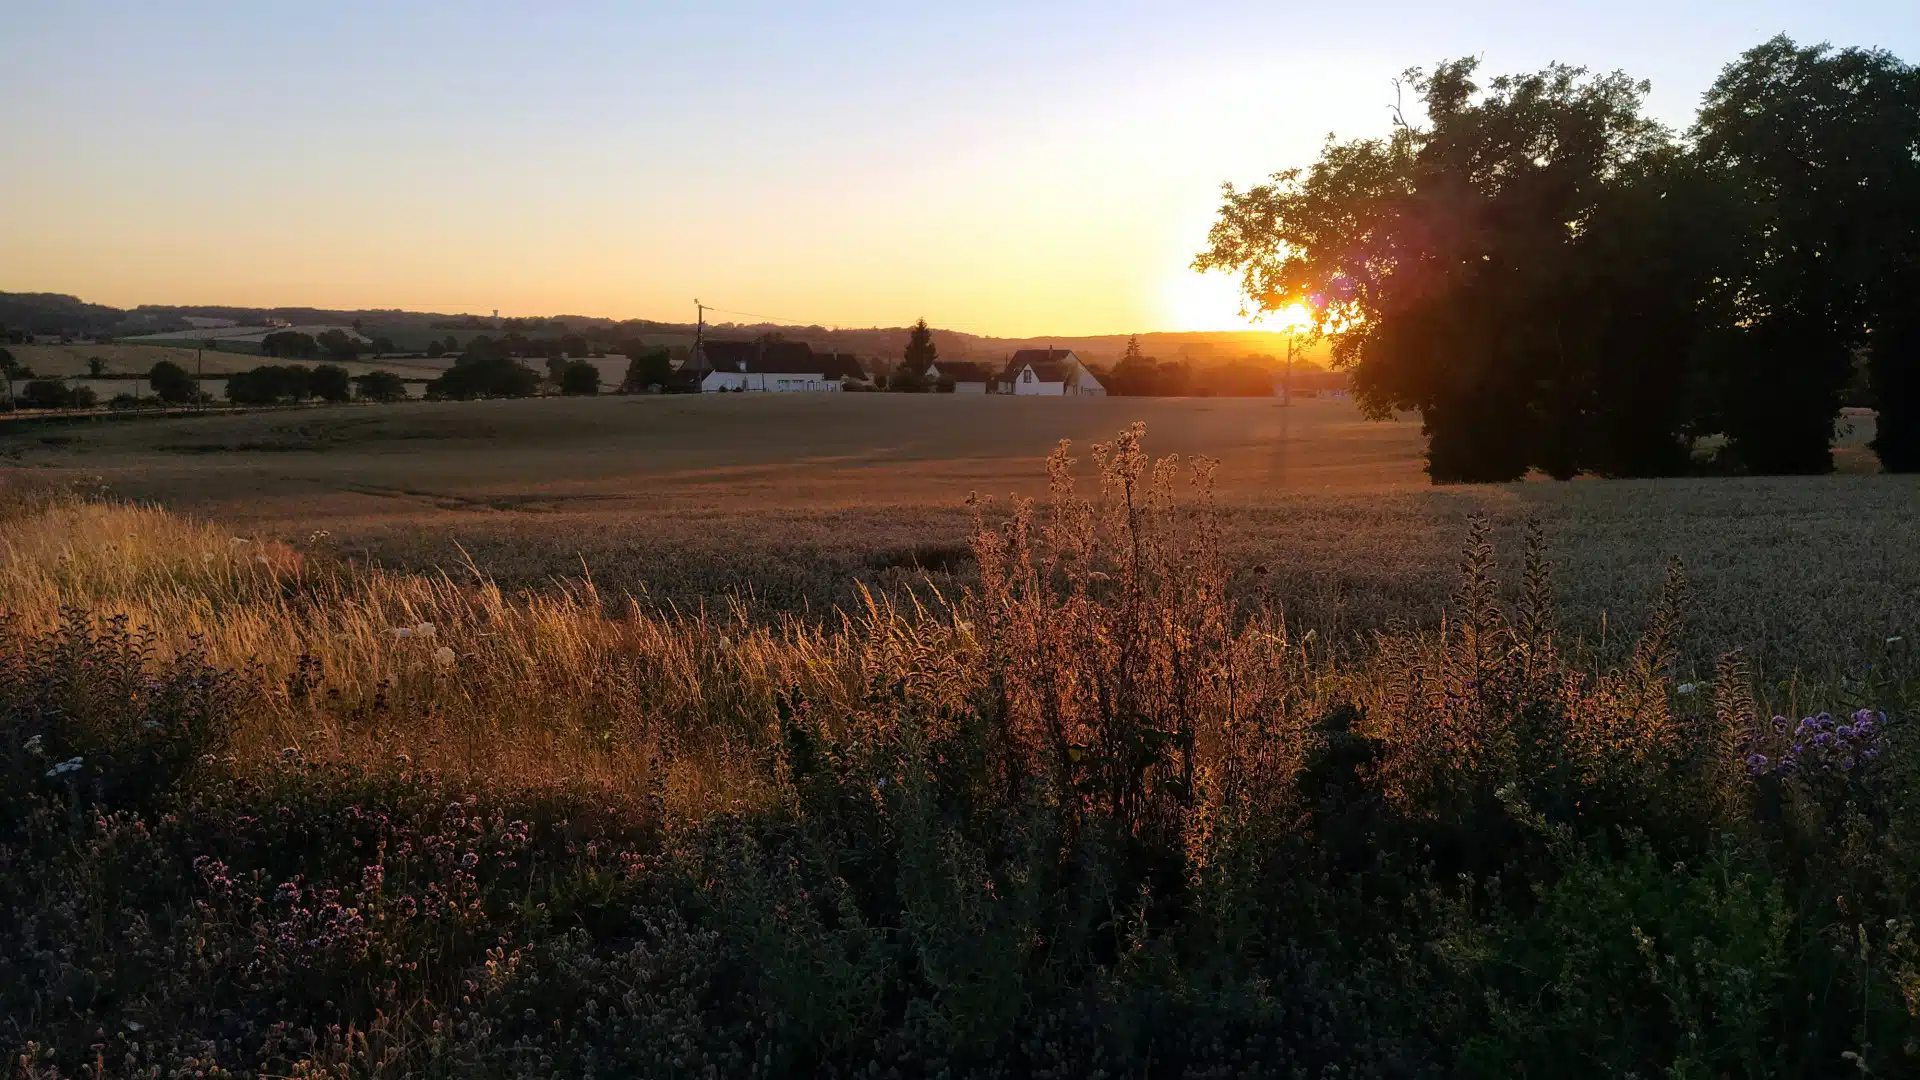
[558,359,600,395]
[352,370,409,402]
[426,343,541,400]
[260,330,319,359]
[146,360,197,404]
[619,343,674,392]
[17,379,94,409]
[1200,36,1919,480]
[225,365,313,405]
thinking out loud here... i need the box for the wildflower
[460,852,479,869]
[1771,715,1789,733]
[413,622,436,639]
[23,734,44,755]
[1675,683,1700,695]
[1744,753,1769,775]
[44,756,83,778]
[1889,636,1905,644]
[433,645,456,669]
[255,555,269,566]
[280,746,301,763]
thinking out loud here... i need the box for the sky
[3,2,1916,336]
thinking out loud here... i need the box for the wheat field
[4,393,1913,681]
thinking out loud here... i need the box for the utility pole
[1282,326,1295,406]
[692,299,707,372]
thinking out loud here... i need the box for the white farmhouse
[998,349,1106,396]
[695,340,867,392]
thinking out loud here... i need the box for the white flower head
[23,734,45,755]
[45,756,83,778]
[433,646,457,669]
[254,555,269,566]
[1675,683,1700,695]
[413,622,436,639]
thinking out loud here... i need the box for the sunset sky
[5,2,1915,336]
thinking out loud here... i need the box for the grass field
[6,400,1920,1075]
[2,393,1911,683]
[7,342,451,380]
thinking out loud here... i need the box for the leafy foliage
[145,360,196,404]
[351,370,408,402]
[1200,40,1919,480]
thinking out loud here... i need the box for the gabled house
[925,361,991,393]
[998,349,1105,396]
[695,340,858,392]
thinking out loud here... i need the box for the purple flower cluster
[1747,709,1884,777]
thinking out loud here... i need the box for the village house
[996,349,1106,396]
[694,340,868,392]
[924,360,991,393]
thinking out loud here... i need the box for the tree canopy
[1198,38,1920,480]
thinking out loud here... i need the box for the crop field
[5,396,1920,1076]
[2,393,1911,682]
[6,342,452,380]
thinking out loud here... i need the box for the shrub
[308,363,352,403]
[147,359,196,403]
[261,330,318,359]
[351,370,408,402]
[559,359,600,395]
[427,352,540,399]
[17,380,93,409]
[226,364,311,405]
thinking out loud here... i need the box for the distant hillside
[0,292,1330,371]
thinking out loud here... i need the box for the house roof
[1019,360,1069,383]
[817,352,867,380]
[933,361,991,382]
[700,339,829,375]
[1005,348,1078,373]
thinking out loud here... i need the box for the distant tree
[1123,335,1143,362]
[21,380,92,409]
[0,347,27,404]
[619,344,674,392]
[368,336,397,356]
[903,318,937,376]
[261,331,319,359]
[316,329,362,362]
[559,360,601,395]
[426,352,540,399]
[887,364,929,393]
[352,370,409,402]
[226,365,311,405]
[545,356,569,384]
[86,356,109,377]
[309,363,352,403]
[426,339,446,359]
[148,360,197,404]
[442,335,460,354]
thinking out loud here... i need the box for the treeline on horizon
[1200,35,1920,479]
